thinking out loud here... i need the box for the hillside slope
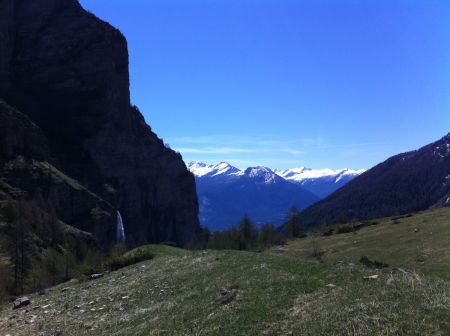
[275,206,450,280]
[2,207,450,335]
[300,133,450,228]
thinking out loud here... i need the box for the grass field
[1,208,449,335]
[273,206,450,280]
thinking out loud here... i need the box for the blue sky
[80,0,450,169]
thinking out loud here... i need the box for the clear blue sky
[80,0,450,170]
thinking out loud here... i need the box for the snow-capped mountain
[187,162,365,231]
[275,167,366,198]
[188,161,243,178]
[187,162,320,230]
[188,162,365,199]
[244,166,285,185]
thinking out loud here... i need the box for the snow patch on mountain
[188,161,366,190]
[188,161,215,177]
[275,167,366,183]
[188,161,243,178]
[244,166,280,185]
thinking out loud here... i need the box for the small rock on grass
[90,273,103,280]
[13,296,30,310]
[396,268,410,275]
[39,331,62,336]
[216,284,240,305]
[364,275,379,280]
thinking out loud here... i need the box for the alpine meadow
[0,1,449,335]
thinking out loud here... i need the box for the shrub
[321,228,334,236]
[160,241,177,247]
[311,240,325,261]
[359,255,389,269]
[391,214,413,220]
[108,249,154,271]
[336,225,354,234]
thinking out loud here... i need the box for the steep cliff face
[0,0,200,246]
[0,99,50,163]
[0,99,116,246]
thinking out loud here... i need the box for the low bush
[390,214,413,221]
[336,221,380,234]
[160,241,177,247]
[311,241,325,261]
[108,249,154,271]
[321,228,334,236]
[359,255,389,269]
[336,225,354,234]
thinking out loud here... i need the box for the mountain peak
[245,166,272,174]
[188,160,208,166]
[244,166,280,185]
[214,161,233,170]
[211,162,241,176]
[187,161,242,177]
[187,161,214,177]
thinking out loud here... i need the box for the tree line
[190,206,307,251]
[0,198,105,303]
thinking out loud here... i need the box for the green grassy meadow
[1,208,450,335]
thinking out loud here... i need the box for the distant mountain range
[188,162,365,230]
[300,132,450,228]
[275,167,366,198]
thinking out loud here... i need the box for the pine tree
[8,200,32,293]
[238,215,258,250]
[259,223,286,248]
[283,206,306,239]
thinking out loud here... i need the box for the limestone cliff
[0,0,200,246]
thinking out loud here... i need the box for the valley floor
[1,208,450,335]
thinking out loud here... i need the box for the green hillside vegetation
[273,206,450,280]
[0,198,103,300]
[1,207,449,335]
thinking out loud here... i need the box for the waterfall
[116,211,126,244]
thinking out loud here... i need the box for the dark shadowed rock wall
[0,0,200,246]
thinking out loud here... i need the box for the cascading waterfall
[116,211,126,244]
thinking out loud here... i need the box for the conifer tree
[238,215,258,250]
[283,206,306,239]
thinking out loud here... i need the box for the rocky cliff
[0,0,200,246]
